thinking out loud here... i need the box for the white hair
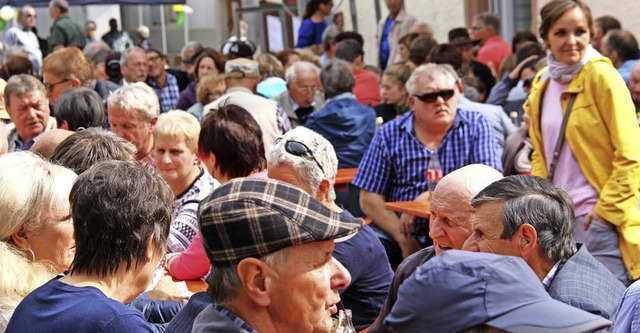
[406,63,457,95]
[107,82,160,121]
[285,61,320,84]
[267,127,338,200]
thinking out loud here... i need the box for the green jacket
[524,57,640,279]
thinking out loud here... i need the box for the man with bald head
[369,164,503,333]
[627,61,640,118]
[30,128,73,159]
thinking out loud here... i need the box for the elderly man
[377,0,416,70]
[353,63,501,265]
[273,61,324,127]
[203,58,289,154]
[463,175,626,323]
[386,250,612,332]
[48,0,85,51]
[305,60,376,169]
[192,178,363,332]
[469,12,511,77]
[628,61,640,117]
[4,6,42,74]
[602,29,639,84]
[42,47,119,106]
[267,127,393,331]
[120,47,148,85]
[369,164,503,333]
[146,49,180,113]
[5,74,56,152]
[107,82,159,166]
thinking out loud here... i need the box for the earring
[25,248,35,262]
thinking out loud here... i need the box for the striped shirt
[353,109,502,242]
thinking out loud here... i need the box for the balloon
[183,5,193,15]
[0,20,6,31]
[176,12,184,26]
[0,6,15,21]
[173,4,184,13]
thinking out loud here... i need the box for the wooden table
[385,200,431,218]
[183,279,207,293]
[334,168,358,191]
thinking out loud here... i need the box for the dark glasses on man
[275,138,325,175]
[414,89,455,103]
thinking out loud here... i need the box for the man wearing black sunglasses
[353,63,502,266]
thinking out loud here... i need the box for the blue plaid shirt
[353,110,502,242]
[149,72,180,113]
[210,304,258,333]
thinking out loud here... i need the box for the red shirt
[353,69,381,107]
[476,36,512,77]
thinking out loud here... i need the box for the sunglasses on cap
[275,138,325,175]
[414,89,455,103]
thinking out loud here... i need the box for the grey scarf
[547,44,602,83]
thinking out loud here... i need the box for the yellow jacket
[524,57,640,279]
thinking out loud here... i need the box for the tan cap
[225,58,260,79]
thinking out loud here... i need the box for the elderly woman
[165,103,265,281]
[0,152,77,329]
[153,111,219,253]
[186,74,226,120]
[176,48,226,111]
[7,160,174,332]
[525,0,640,285]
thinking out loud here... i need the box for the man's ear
[518,224,538,257]
[456,78,464,94]
[237,258,271,307]
[317,179,331,202]
[58,120,69,130]
[149,116,158,127]
[69,78,82,88]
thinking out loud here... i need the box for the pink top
[168,231,210,280]
[541,79,598,216]
[354,69,381,107]
[476,36,512,76]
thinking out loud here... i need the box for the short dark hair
[409,37,437,66]
[595,15,622,34]
[429,43,463,72]
[335,31,364,48]
[50,127,136,174]
[0,55,33,81]
[54,87,106,131]
[199,102,266,179]
[471,175,577,262]
[68,160,174,278]
[606,29,639,62]
[514,41,546,76]
[512,30,539,53]
[335,39,363,63]
[321,60,354,99]
[474,12,501,34]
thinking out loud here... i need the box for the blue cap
[385,250,612,333]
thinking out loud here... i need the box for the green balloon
[0,20,6,30]
[176,13,184,26]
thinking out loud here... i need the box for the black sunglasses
[275,138,325,175]
[414,89,455,103]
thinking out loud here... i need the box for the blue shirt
[295,18,328,48]
[6,277,154,333]
[618,59,638,84]
[149,72,180,113]
[353,110,502,242]
[379,17,396,70]
[614,280,640,333]
[4,23,42,74]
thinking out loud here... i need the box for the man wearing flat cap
[192,178,364,333]
[203,58,290,154]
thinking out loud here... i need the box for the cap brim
[486,298,611,333]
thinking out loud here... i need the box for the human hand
[148,275,191,302]
[583,211,610,231]
[509,55,539,80]
[399,213,416,237]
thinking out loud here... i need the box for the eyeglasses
[295,85,318,93]
[44,79,70,92]
[25,14,36,18]
[275,138,325,175]
[414,89,455,103]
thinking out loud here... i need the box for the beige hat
[225,58,260,79]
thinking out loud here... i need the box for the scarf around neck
[547,44,602,83]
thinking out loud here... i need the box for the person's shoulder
[554,245,626,296]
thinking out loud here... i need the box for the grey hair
[18,5,34,17]
[320,59,354,99]
[474,12,501,34]
[406,63,457,95]
[208,247,290,305]
[181,41,203,56]
[285,61,320,84]
[471,175,577,262]
[107,82,160,121]
[267,127,338,200]
[411,22,434,39]
[120,47,146,67]
[4,74,46,110]
[4,46,28,65]
[49,0,69,12]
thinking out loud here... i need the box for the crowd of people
[1,0,640,332]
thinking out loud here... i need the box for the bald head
[429,164,503,254]
[30,128,74,159]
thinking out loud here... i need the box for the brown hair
[194,48,227,80]
[196,74,225,105]
[539,0,593,41]
[42,47,94,87]
[383,62,413,87]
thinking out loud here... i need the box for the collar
[226,86,254,95]
[400,109,467,135]
[12,129,45,151]
[325,92,355,104]
[542,260,562,289]
[211,304,258,333]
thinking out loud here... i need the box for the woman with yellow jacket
[524,0,640,285]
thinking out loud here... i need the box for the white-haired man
[272,61,325,127]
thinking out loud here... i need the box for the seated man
[305,60,376,169]
[353,63,501,265]
[192,178,364,332]
[463,175,626,323]
[335,39,381,107]
[267,127,392,331]
[369,164,503,333]
[273,60,324,127]
[5,74,56,152]
[386,250,612,332]
[107,82,159,167]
